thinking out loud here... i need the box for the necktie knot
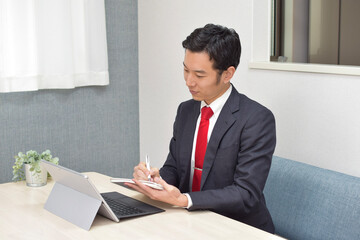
[201,107,213,120]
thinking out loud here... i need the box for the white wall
[138,0,360,178]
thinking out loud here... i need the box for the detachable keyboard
[100,192,165,219]
[102,194,145,217]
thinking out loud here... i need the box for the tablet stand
[44,182,101,230]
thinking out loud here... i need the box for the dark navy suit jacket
[160,86,276,233]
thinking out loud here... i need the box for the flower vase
[25,164,47,187]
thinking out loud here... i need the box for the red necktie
[192,106,214,192]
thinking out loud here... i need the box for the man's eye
[196,75,205,78]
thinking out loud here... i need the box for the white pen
[145,154,151,181]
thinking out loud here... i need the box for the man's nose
[185,74,196,87]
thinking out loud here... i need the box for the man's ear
[223,66,236,84]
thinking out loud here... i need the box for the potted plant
[12,150,59,187]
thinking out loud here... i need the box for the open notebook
[110,178,164,190]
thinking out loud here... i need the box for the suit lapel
[179,101,200,191]
[200,88,240,189]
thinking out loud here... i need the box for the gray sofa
[264,156,360,240]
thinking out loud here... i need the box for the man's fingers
[154,177,173,192]
[124,182,147,195]
[133,162,150,180]
[150,168,160,179]
[134,168,147,179]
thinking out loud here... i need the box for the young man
[127,24,276,233]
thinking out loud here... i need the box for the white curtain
[0,0,109,93]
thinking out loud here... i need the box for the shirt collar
[200,84,232,118]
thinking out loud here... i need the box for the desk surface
[0,172,284,240]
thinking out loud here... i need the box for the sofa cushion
[264,156,360,240]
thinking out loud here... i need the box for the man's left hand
[125,177,188,207]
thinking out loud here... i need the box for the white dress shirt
[184,85,232,208]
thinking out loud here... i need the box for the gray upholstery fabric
[264,156,360,240]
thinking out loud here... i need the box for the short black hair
[182,23,241,71]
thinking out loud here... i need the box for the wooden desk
[0,172,284,240]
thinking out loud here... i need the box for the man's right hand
[133,162,160,181]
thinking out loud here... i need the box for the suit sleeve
[188,107,276,216]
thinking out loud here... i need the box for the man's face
[183,50,230,105]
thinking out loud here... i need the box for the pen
[145,154,151,181]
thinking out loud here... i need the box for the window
[0,0,109,93]
[270,0,360,66]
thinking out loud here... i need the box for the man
[127,24,276,233]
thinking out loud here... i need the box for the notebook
[41,160,165,229]
[110,178,164,190]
